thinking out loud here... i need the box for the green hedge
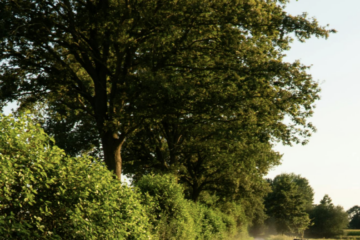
[136,174,197,239]
[0,114,248,239]
[0,114,151,239]
[135,174,241,240]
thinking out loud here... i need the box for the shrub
[136,174,197,239]
[136,174,241,240]
[0,114,151,239]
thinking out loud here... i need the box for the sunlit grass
[343,230,360,237]
[265,236,338,240]
[265,235,297,240]
[264,231,360,240]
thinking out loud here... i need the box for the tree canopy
[265,173,313,237]
[0,0,335,180]
[347,205,360,229]
[307,195,349,238]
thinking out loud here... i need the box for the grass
[265,235,296,240]
[261,230,360,240]
[264,233,360,240]
[265,236,339,240]
[344,230,360,237]
[339,229,360,240]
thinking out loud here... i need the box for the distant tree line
[251,173,350,238]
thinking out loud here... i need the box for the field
[341,230,360,239]
[264,231,360,240]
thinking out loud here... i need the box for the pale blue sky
[266,0,360,210]
[3,0,358,210]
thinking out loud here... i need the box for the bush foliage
[0,114,151,239]
[0,114,251,239]
[135,174,241,240]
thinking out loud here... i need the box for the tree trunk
[192,181,201,202]
[102,132,124,180]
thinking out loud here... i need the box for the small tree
[265,174,312,237]
[307,195,349,238]
[348,205,360,229]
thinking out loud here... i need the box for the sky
[2,0,359,210]
[266,0,360,210]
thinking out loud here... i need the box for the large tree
[287,173,314,211]
[122,113,282,201]
[0,0,334,179]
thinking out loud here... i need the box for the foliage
[136,174,198,239]
[199,206,237,240]
[0,0,335,180]
[135,174,240,240]
[289,173,314,211]
[306,195,349,238]
[0,114,151,239]
[124,126,280,200]
[348,206,360,229]
[0,0,337,237]
[265,173,312,237]
[231,226,254,240]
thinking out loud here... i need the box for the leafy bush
[0,114,151,239]
[136,174,197,239]
[136,174,241,240]
[200,206,231,239]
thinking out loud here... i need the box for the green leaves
[307,195,349,238]
[135,174,239,239]
[265,173,313,236]
[0,0,334,176]
[0,114,151,239]
[0,2,336,235]
[348,205,360,229]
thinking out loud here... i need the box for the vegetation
[0,114,151,239]
[136,174,198,239]
[348,206,360,229]
[265,235,295,240]
[0,0,347,239]
[306,195,349,238]
[343,229,360,238]
[0,114,251,239]
[136,174,242,239]
[0,0,334,182]
[262,175,351,239]
[264,174,312,237]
